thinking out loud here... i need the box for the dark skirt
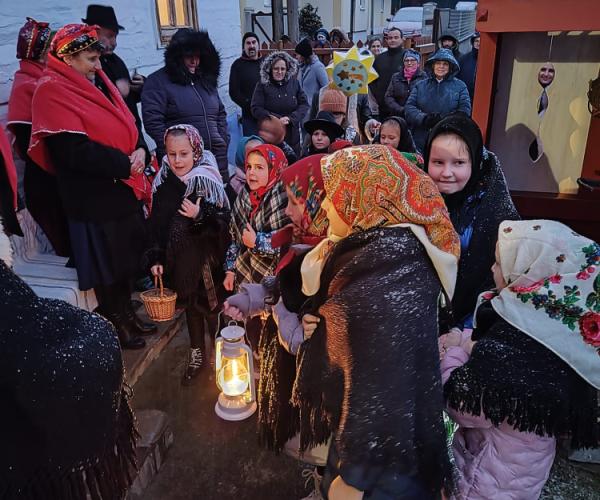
[68,210,146,290]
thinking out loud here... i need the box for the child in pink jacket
[440,219,600,500]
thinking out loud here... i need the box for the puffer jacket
[384,68,427,118]
[405,49,471,151]
[251,52,309,154]
[142,29,229,180]
[441,332,556,500]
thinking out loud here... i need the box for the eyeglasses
[404,58,417,64]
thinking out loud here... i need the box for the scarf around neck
[481,219,600,390]
[246,144,287,220]
[29,53,148,200]
[300,145,460,297]
[7,60,45,129]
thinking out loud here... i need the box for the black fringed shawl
[444,301,600,450]
[257,251,308,451]
[0,260,137,499]
[292,226,455,496]
[144,167,230,307]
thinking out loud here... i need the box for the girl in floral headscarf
[440,219,600,500]
[295,145,460,500]
[145,124,230,384]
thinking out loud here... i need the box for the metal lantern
[214,322,257,421]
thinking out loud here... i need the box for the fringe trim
[0,390,138,500]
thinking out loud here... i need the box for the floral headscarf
[163,123,205,167]
[301,145,460,297]
[484,219,600,389]
[16,17,52,61]
[246,144,287,220]
[51,24,100,58]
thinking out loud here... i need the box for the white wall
[0,0,242,123]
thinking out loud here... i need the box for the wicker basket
[140,275,177,322]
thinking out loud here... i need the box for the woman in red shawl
[29,24,153,349]
[7,18,72,256]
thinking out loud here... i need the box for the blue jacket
[405,49,471,151]
[298,55,328,107]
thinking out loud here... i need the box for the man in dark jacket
[83,4,145,128]
[229,32,262,135]
[370,27,405,119]
[457,32,480,101]
[437,31,462,61]
[142,29,230,181]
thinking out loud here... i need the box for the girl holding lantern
[145,124,230,384]
[440,220,600,499]
[296,145,461,499]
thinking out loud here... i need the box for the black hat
[242,32,259,45]
[304,111,345,141]
[82,5,124,31]
[295,37,313,58]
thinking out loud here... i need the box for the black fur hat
[165,28,221,88]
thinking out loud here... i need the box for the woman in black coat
[251,51,309,155]
[142,28,230,181]
[423,112,520,328]
[384,49,427,119]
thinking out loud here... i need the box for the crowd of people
[1,6,599,500]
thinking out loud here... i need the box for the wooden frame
[155,0,199,46]
[473,0,600,240]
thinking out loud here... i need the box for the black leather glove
[424,113,442,128]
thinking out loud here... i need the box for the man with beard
[370,27,405,119]
[83,4,144,128]
[229,32,262,135]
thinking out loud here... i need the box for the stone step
[127,409,174,500]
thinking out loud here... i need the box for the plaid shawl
[230,181,289,285]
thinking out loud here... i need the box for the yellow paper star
[326,45,378,95]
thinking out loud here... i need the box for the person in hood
[142,28,230,181]
[251,51,309,155]
[437,31,461,60]
[457,31,480,101]
[384,49,427,119]
[313,28,331,48]
[423,113,518,328]
[294,37,328,109]
[229,32,263,135]
[370,27,405,119]
[405,48,471,152]
[7,17,71,256]
[374,116,417,153]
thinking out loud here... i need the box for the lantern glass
[217,351,251,398]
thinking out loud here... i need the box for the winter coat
[457,49,478,101]
[229,55,262,118]
[384,68,427,118]
[251,52,309,154]
[437,32,462,61]
[405,49,471,151]
[298,55,328,108]
[370,46,405,118]
[441,330,556,500]
[142,29,230,180]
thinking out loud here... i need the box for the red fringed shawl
[29,53,148,200]
[0,127,18,209]
[7,60,44,130]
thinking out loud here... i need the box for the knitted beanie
[319,89,347,114]
[295,38,313,58]
[242,31,259,47]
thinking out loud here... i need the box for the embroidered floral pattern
[533,225,542,230]
[556,254,566,263]
[503,226,513,233]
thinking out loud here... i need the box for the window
[359,0,366,11]
[156,0,198,45]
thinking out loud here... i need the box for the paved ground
[132,325,600,500]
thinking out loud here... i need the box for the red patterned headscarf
[51,24,100,58]
[16,17,52,61]
[322,145,460,258]
[245,144,287,220]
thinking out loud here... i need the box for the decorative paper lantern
[326,45,379,96]
[214,322,257,421]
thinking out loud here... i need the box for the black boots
[125,303,158,336]
[181,347,205,385]
[112,311,146,350]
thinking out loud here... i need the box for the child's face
[427,133,472,194]
[285,186,305,229]
[311,130,331,151]
[379,123,400,149]
[166,134,195,177]
[246,152,270,190]
[321,197,349,238]
[491,242,507,290]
